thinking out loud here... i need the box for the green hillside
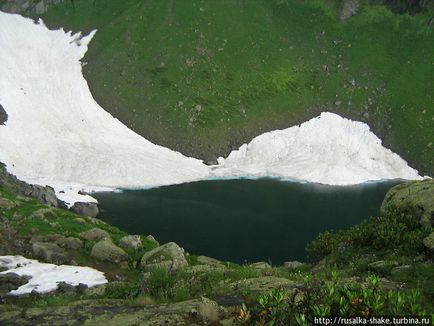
[41,0,433,174]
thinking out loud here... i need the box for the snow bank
[213,112,421,185]
[0,12,422,205]
[0,255,107,295]
[0,12,209,206]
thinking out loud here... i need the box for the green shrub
[146,267,175,300]
[306,212,430,261]
[237,273,428,325]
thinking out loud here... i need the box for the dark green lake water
[94,179,401,265]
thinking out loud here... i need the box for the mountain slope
[38,0,434,175]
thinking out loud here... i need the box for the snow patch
[213,112,422,185]
[0,255,107,295]
[0,11,423,204]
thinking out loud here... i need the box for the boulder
[283,261,304,269]
[197,256,225,267]
[0,273,30,296]
[0,104,7,125]
[339,0,360,21]
[139,242,187,273]
[90,239,128,263]
[368,260,396,275]
[70,202,99,218]
[381,180,434,229]
[79,228,110,242]
[250,262,272,269]
[423,232,434,252]
[56,237,83,250]
[119,235,142,252]
[0,163,66,208]
[146,235,160,246]
[32,242,70,264]
[390,265,412,278]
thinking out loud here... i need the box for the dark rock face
[0,273,30,296]
[0,163,67,209]
[70,201,99,218]
[0,104,7,125]
[1,0,65,15]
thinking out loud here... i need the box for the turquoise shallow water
[94,178,401,265]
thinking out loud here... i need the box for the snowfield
[0,255,107,295]
[214,112,422,185]
[0,12,422,205]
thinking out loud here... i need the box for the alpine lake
[94,179,402,265]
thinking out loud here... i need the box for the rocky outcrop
[90,238,128,263]
[0,104,7,125]
[197,255,225,267]
[283,261,304,269]
[0,297,228,325]
[118,235,142,252]
[339,0,360,21]
[0,273,29,296]
[139,242,188,273]
[0,163,66,209]
[250,261,272,269]
[32,242,70,264]
[79,228,110,242]
[381,179,434,229]
[70,201,99,218]
[0,0,65,15]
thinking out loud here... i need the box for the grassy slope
[40,0,433,173]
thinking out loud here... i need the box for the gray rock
[381,179,434,229]
[368,260,396,274]
[250,262,272,269]
[339,0,360,21]
[1,0,65,15]
[79,228,110,242]
[197,255,225,267]
[119,235,142,252]
[0,104,7,125]
[90,239,128,263]
[56,236,83,249]
[0,273,30,296]
[140,242,187,273]
[0,163,63,208]
[390,265,412,278]
[32,242,70,264]
[70,201,99,218]
[283,261,304,269]
[146,234,160,246]
[423,232,434,252]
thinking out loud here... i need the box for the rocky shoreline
[0,167,433,324]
